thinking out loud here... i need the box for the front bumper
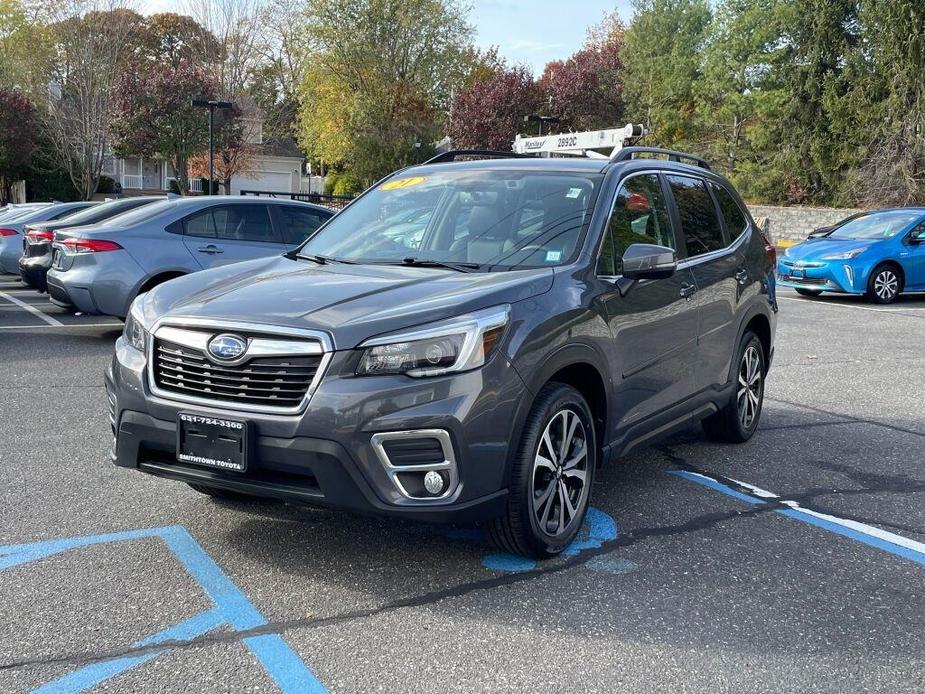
[106,335,525,524]
[776,260,864,294]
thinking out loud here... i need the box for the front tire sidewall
[867,265,901,304]
[515,386,596,557]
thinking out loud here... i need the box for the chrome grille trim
[146,318,333,415]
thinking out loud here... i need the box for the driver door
[595,172,701,431]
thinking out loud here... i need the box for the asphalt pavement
[1,275,924,693]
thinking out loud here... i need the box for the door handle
[735,268,749,284]
[197,244,223,254]
[680,283,696,299]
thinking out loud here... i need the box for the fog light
[423,470,445,495]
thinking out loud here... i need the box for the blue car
[777,208,925,303]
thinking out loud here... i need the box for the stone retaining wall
[746,204,864,244]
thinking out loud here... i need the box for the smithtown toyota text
[107,149,777,557]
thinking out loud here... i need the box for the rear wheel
[702,331,766,443]
[487,383,596,558]
[795,288,822,297]
[867,264,902,304]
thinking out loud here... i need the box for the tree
[188,104,257,193]
[112,62,216,195]
[0,87,34,200]
[0,0,51,92]
[622,0,711,149]
[138,12,221,69]
[296,0,473,185]
[539,13,625,131]
[448,64,541,150]
[42,2,142,199]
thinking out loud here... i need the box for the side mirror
[622,243,677,280]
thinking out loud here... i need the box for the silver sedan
[0,202,98,273]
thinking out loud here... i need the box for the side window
[277,206,330,245]
[183,209,216,238]
[213,205,278,243]
[597,174,674,276]
[666,175,726,256]
[711,182,749,240]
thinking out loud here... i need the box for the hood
[145,255,554,349]
[785,237,875,262]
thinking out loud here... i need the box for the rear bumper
[18,255,50,291]
[0,239,21,274]
[46,258,139,317]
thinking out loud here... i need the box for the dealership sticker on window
[566,187,583,199]
[381,176,427,191]
[545,250,562,263]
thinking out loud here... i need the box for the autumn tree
[0,87,34,200]
[448,65,541,150]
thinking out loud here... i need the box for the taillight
[26,229,54,242]
[760,230,776,266]
[60,238,123,253]
[0,228,18,237]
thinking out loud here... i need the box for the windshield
[100,199,177,227]
[297,170,602,269]
[829,211,922,240]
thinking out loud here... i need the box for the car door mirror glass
[622,243,677,280]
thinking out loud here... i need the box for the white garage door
[230,172,293,195]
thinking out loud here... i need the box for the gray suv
[108,149,778,558]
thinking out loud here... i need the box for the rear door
[596,172,700,429]
[182,204,285,268]
[666,174,741,393]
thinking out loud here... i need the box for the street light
[524,114,561,137]
[192,99,233,194]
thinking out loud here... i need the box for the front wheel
[795,288,822,297]
[867,265,901,304]
[702,331,766,443]
[487,383,596,558]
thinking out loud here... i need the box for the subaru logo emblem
[207,334,247,361]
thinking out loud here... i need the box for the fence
[239,190,355,211]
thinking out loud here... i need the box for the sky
[139,0,634,76]
[470,1,634,75]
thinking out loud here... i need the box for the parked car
[778,207,925,303]
[20,196,165,292]
[805,210,870,239]
[47,196,333,318]
[0,203,52,223]
[107,150,777,558]
[0,202,98,274]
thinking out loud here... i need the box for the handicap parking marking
[0,525,327,693]
[671,470,925,566]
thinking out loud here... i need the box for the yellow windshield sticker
[381,176,427,191]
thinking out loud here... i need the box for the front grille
[780,274,827,286]
[382,437,447,466]
[153,338,323,409]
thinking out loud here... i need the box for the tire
[866,264,902,304]
[795,288,822,297]
[487,383,596,558]
[702,331,766,443]
[187,482,259,502]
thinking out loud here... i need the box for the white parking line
[0,323,121,330]
[777,296,925,313]
[0,290,62,326]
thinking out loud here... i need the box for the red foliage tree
[0,88,35,201]
[448,65,541,150]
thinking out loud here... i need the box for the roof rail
[421,149,529,165]
[612,146,711,170]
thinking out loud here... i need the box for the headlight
[123,297,148,352]
[356,305,510,377]
[821,247,869,260]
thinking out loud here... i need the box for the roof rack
[612,147,711,170]
[422,149,530,165]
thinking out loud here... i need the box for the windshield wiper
[296,253,355,265]
[398,257,482,273]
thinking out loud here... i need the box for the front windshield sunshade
[297,170,603,270]
[829,211,922,240]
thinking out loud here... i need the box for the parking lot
[1,275,924,693]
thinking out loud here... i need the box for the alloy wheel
[531,408,589,538]
[737,344,763,431]
[874,269,899,302]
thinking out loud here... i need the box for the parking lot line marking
[0,323,121,331]
[0,526,327,693]
[33,609,224,694]
[0,290,62,326]
[672,470,925,566]
[777,295,925,314]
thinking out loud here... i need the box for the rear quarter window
[711,183,749,240]
[666,175,726,256]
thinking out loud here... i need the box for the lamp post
[524,114,561,137]
[192,99,233,194]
